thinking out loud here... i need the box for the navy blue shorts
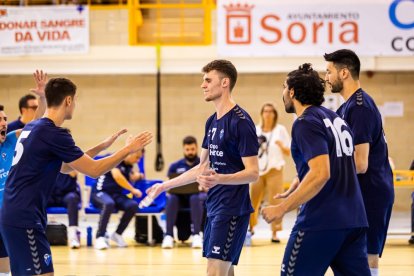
[202,214,249,265]
[0,231,7,258]
[281,227,370,276]
[366,204,393,256]
[0,224,54,275]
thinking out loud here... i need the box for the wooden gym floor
[51,238,413,276]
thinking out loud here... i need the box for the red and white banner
[0,5,89,56]
[217,0,414,56]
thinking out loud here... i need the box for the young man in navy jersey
[0,77,152,276]
[324,49,394,275]
[147,60,259,275]
[0,70,47,275]
[262,63,370,275]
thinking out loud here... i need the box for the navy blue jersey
[6,118,25,133]
[167,157,200,177]
[93,161,132,195]
[291,106,368,231]
[1,118,84,229]
[52,173,79,197]
[201,105,258,217]
[337,89,394,208]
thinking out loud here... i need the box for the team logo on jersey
[212,246,221,254]
[44,253,51,266]
[1,153,6,160]
[176,167,186,173]
[219,129,224,140]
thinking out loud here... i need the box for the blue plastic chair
[134,179,166,245]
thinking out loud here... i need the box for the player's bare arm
[146,148,210,198]
[65,131,152,178]
[197,155,258,190]
[262,154,330,223]
[273,176,299,199]
[14,70,48,140]
[354,143,369,174]
[61,128,128,173]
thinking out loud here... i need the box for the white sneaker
[161,235,174,249]
[68,226,80,249]
[110,232,128,247]
[191,234,203,249]
[95,236,109,250]
[104,232,110,245]
[70,237,80,249]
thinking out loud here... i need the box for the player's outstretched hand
[127,131,153,153]
[30,70,48,98]
[197,169,219,190]
[101,128,128,150]
[261,205,285,224]
[145,183,165,200]
[273,176,299,199]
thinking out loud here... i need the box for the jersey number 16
[323,118,353,157]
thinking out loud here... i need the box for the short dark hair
[0,105,4,111]
[287,63,325,106]
[183,136,197,146]
[18,94,37,114]
[202,59,238,91]
[323,49,360,80]
[45,78,77,108]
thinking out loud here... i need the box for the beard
[185,154,197,163]
[330,78,344,93]
[283,96,295,114]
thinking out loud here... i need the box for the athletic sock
[370,268,379,276]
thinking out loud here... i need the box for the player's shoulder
[231,105,255,125]
[294,106,333,129]
[5,130,17,141]
[232,105,248,119]
[348,89,375,109]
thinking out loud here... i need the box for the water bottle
[87,226,93,247]
[138,195,154,209]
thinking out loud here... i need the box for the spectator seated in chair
[91,148,145,250]
[47,171,82,249]
[161,136,206,249]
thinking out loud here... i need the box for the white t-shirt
[256,124,291,176]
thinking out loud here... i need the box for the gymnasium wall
[1,8,413,211]
[1,71,413,210]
